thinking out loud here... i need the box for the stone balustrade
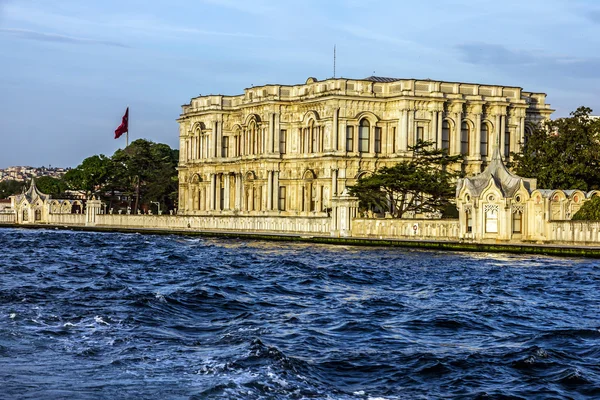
[0,213,15,224]
[352,218,460,240]
[548,221,600,244]
[95,214,331,235]
[48,213,86,226]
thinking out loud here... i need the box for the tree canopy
[349,140,463,218]
[0,180,25,199]
[572,196,600,221]
[35,176,68,197]
[511,106,600,191]
[64,139,179,212]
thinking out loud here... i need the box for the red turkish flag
[114,107,129,139]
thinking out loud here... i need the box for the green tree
[0,180,25,198]
[511,106,600,190]
[111,139,179,212]
[63,154,114,198]
[349,140,463,218]
[35,176,67,196]
[572,196,600,221]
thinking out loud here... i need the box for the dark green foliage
[64,139,179,212]
[111,139,179,212]
[349,140,463,218]
[511,106,600,190]
[572,196,600,221]
[63,154,114,197]
[35,176,67,197]
[0,180,25,198]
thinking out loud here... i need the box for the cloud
[116,19,268,39]
[456,42,600,80]
[585,9,600,24]
[0,28,130,48]
[199,0,275,16]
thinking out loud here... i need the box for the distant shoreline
[3,223,600,258]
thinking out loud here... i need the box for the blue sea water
[1,228,599,399]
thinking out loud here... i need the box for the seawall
[3,223,600,258]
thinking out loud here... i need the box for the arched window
[461,121,470,155]
[481,123,489,157]
[309,121,317,153]
[442,121,450,151]
[524,126,533,145]
[485,205,498,233]
[359,119,370,153]
[302,171,316,212]
[249,122,257,155]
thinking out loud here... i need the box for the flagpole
[126,105,129,147]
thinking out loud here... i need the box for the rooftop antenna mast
[333,44,336,78]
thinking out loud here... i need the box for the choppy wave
[1,228,600,399]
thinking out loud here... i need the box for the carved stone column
[266,170,273,210]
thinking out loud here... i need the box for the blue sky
[1,0,600,168]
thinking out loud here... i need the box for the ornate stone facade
[456,148,599,242]
[10,178,84,224]
[181,76,551,215]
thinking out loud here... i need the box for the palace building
[176,76,553,216]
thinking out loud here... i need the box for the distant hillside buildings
[0,166,69,182]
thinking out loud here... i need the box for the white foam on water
[94,316,109,325]
[9,313,16,319]
[267,367,288,388]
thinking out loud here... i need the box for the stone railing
[548,221,600,244]
[48,213,86,226]
[0,213,15,224]
[95,214,331,235]
[351,218,460,240]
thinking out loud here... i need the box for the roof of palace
[363,76,401,83]
[457,147,537,198]
[13,178,50,204]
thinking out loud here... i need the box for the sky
[1,0,600,169]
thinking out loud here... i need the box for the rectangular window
[278,186,286,211]
[375,127,382,153]
[312,127,318,153]
[513,212,522,233]
[221,136,229,158]
[392,127,396,153]
[279,130,287,154]
[467,212,473,233]
[416,126,424,144]
[346,126,354,152]
[505,129,511,157]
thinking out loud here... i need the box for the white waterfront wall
[48,213,86,226]
[95,214,331,235]
[548,221,600,244]
[352,218,460,240]
[0,213,15,224]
